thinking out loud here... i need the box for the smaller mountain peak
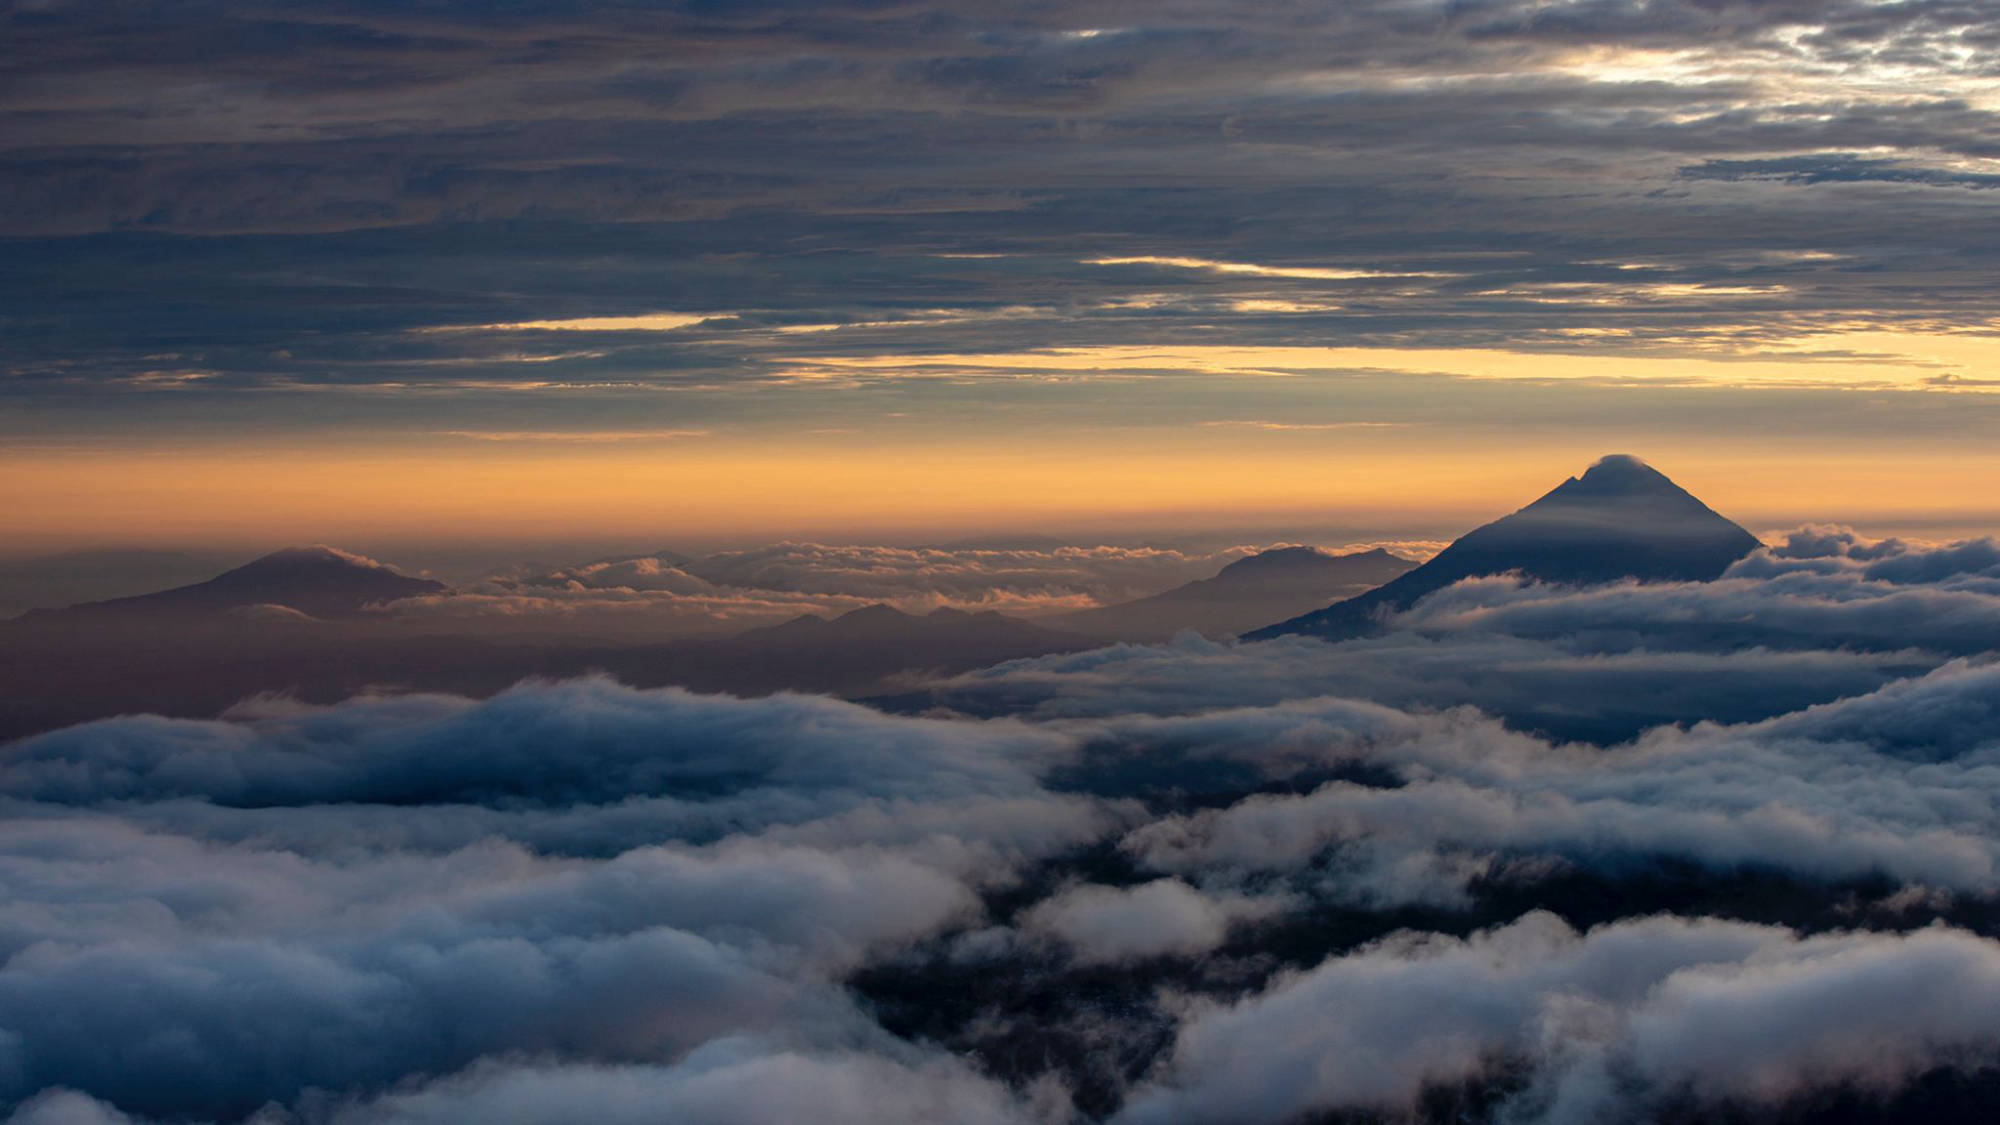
[1215,546,1325,579]
[47,542,443,620]
[836,603,912,623]
[1241,545,1325,562]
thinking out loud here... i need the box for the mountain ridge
[1056,545,1417,642]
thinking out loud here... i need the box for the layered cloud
[1112,659,2000,906]
[1018,879,1288,965]
[674,543,1261,608]
[375,542,1301,635]
[0,681,1103,1120]
[1121,913,2000,1125]
[7,527,2000,1121]
[14,0,2000,482]
[932,530,2000,736]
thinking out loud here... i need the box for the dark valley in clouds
[9,456,2000,1125]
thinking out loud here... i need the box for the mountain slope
[40,546,445,620]
[1055,546,1416,641]
[1246,455,1761,641]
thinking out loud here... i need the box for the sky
[6,0,2000,552]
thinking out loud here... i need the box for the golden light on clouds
[431,429,711,443]
[1083,256,1455,281]
[426,313,713,333]
[1548,37,2000,113]
[784,329,2000,389]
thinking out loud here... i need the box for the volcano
[40,546,446,621]
[1245,455,1761,641]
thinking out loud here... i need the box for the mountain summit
[1245,455,1761,640]
[45,545,445,620]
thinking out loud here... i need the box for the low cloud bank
[390,543,1308,634]
[934,528,2000,740]
[5,528,2000,1121]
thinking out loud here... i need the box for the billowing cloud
[928,529,2000,739]
[1121,912,2000,1125]
[1018,879,1286,965]
[673,543,1265,610]
[0,680,1111,1119]
[7,526,2000,1121]
[334,1048,1046,1125]
[376,542,1303,638]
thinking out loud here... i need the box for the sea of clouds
[381,540,1445,637]
[5,527,2000,1123]
[375,543,1267,636]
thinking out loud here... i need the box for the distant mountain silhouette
[1246,455,1761,641]
[37,546,445,620]
[1055,546,1416,642]
[0,597,1088,742]
[582,603,1089,697]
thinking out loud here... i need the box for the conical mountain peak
[1512,454,1737,529]
[1247,456,1760,641]
[50,544,444,620]
[1052,545,1416,642]
[1216,545,1331,579]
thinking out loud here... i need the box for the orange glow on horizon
[6,430,1999,553]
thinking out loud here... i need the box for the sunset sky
[7,1,2000,551]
